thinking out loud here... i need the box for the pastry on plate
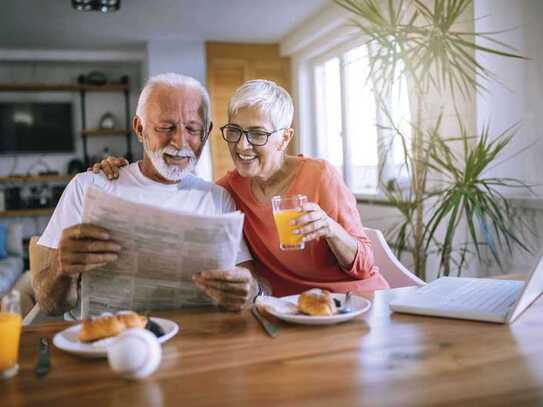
[79,311,147,342]
[298,289,337,316]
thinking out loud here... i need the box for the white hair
[228,79,293,129]
[136,72,212,136]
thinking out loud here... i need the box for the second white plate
[265,293,371,325]
[53,317,179,358]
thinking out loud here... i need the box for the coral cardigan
[217,156,390,296]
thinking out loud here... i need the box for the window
[312,43,411,194]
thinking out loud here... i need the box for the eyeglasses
[220,124,286,147]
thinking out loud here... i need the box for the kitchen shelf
[0,174,73,183]
[80,128,129,137]
[0,79,132,165]
[0,83,129,92]
[0,208,55,218]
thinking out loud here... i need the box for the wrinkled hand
[192,267,258,312]
[56,224,121,277]
[88,155,129,180]
[293,202,337,243]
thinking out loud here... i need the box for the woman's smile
[236,152,257,162]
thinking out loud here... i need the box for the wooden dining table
[3,282,543,407]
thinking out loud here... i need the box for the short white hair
[136,72,212,134]
[228,79,293,129]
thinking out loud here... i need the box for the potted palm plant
[335,0,532,280]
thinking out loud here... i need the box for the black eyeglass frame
[220,124,287,147]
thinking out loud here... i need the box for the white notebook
[390,255,543,324]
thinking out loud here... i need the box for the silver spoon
[339,291,353,314]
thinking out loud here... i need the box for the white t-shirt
[39,162,252,265]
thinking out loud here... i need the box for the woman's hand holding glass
[292,202,338,243]
[293,202,359,270]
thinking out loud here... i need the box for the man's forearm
[32,250,79,315]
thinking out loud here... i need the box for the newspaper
[80,186,245,318]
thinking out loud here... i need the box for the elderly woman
[93,80,389,297]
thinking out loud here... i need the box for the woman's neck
[251,155,297,200]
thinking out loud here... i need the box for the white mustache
[161,147,196,160]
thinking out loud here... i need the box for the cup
[271,194,307,251]
[0,290,22,379]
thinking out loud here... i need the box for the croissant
[298,289,337,316]
[79,312,147,342]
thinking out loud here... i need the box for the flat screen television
[0,102,74,154]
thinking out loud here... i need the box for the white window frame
[280,4,412,199]
[311,40,362,189]
[302,38,411,197]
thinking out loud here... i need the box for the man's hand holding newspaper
[193,267,257,312]
[56,223,121,276]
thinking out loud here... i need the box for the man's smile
[163,153,191,166]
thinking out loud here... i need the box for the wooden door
[206,42,291,180]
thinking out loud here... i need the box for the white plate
[53,317,179,358]
[265,293,371,325]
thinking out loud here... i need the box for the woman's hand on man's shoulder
[88,156,129,180]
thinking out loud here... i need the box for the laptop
[389,254,543,324]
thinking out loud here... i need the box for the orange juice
[0,312,22,372]
[273,209,304,250]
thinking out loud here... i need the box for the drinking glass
[0,290,22,379]
[271,194,307,251]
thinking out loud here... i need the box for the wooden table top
[3,285,543,407]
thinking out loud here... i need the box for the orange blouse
[217,156,389,296]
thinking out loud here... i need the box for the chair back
[363,227,425,288]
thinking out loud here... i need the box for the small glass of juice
[271,194,307,251]
[1,290,22,379]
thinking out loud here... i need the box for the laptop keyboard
[417,278,523,315]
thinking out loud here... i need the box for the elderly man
[34,73,259,317]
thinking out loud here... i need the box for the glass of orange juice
[271,194,307,251]
[1,290,22,379]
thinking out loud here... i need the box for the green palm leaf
[335,0,531,278]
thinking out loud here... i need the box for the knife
[251,305,280,338]
[35,336,50,378]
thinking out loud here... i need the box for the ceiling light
[71,0,120,12]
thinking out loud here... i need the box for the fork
[35,336,50,378]
[338,291,353,314]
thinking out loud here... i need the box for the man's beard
[143,135,198,182]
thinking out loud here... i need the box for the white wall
[147,40,206,85]
[474,0,543,274]
[475,0,543,197]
